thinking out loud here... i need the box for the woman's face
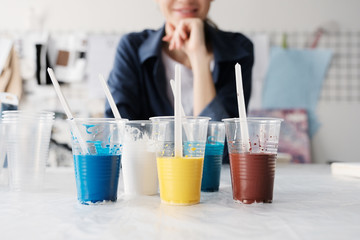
[156,0,212,26]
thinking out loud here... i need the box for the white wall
[0,0,359,32]
[313,102,360,164]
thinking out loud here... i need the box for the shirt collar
[138,26,165,64]
[205,23,250,63]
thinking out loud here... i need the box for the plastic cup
[68,118,127,204]
[150,116,209,205]
[201,121,225,192]
[0,121,5,165]
[223,117,283,204]
[0,121,6,184]
[2,111,54,191]
[122,120,158,196]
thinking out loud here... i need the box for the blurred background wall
[0,0,358,32]
[0,0,359,165]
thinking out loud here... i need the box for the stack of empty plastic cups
[0,120,6,185]
[2,111,55,191]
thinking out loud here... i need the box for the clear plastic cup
[122,120,158,196]
[2,111,55,191]
[150,116,210,205]
[223,117,283,204]
[0,121,6,185]
[68,118,127,204]
[201,121,225,192]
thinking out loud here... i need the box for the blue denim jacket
[105,24,253,121]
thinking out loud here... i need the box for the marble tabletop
[0,164,359,240]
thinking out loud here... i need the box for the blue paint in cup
[74,154,121,204]
[68,119,127,204]
[73,141,121,204]
[201,122,225,192]
[201,142,224,192]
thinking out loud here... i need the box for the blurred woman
[105,0,253,121]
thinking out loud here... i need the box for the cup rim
[2,119,54,123]
[208,121,224,125]
[2,110,55,122]
[125,120,153,128]
[2,110,55,116]
[149,116,211,121]
[69,118,129,123]
[126,120,151,124]
[222,117,283,123]
[2,110,54,114]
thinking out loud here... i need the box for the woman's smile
[173,7,199,18]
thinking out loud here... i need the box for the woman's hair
[205,18,218,29]
[204,18,217,52]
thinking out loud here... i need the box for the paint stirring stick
[47,68,89,155]
[170,78,192,141]
[174,65,183,158]
[170,79,185,117]
[98,74,121,119]
[235,63,250,152]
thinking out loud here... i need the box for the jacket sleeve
[199,40,254,121]
[105,34,142,119]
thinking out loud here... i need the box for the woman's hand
[162,18,210,64]
[162,18,215,116]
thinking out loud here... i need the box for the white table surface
[0,164,360,240]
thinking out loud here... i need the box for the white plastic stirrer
[98,74,121,119]
[235,63,250,152]
[174,65,183,158]
[47,68,89,154]
[170,79,185,117]
[170,79,191,141]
